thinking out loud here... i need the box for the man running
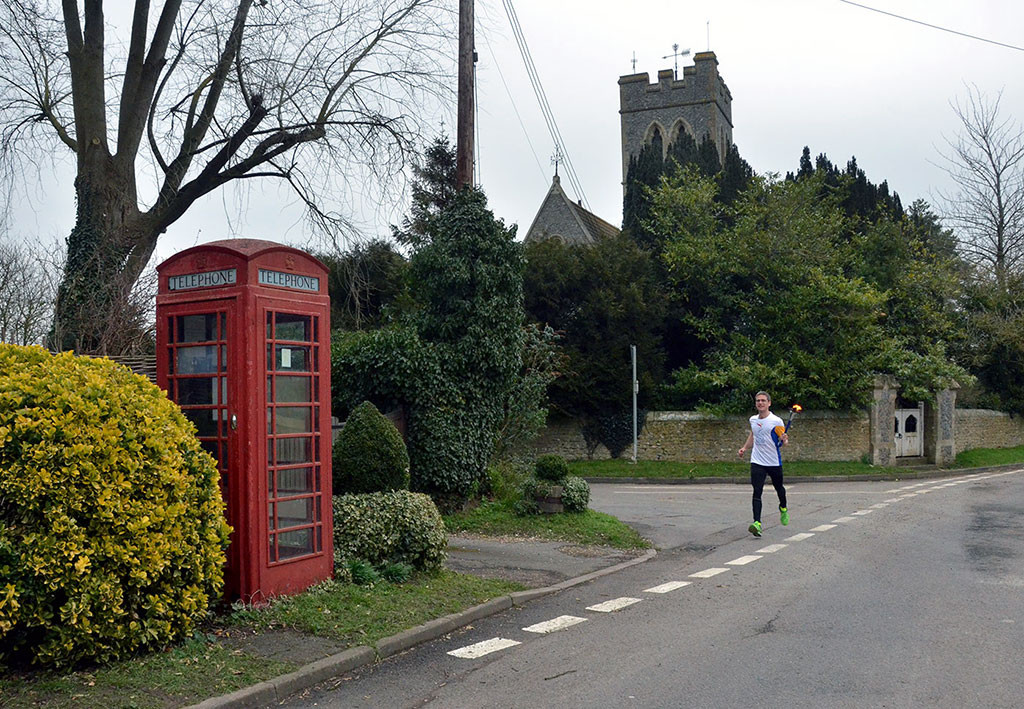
[737,391,789,537]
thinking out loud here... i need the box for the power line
[502,0,591,211]
[481,30,548,186]
[837,0,1024,52]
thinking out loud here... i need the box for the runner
[737,391,789,537]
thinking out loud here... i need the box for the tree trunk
[50,147,152,355]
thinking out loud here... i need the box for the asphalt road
[283,470,1024,708]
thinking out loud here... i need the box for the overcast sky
[11,0,1024,264]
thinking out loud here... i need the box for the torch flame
[792,404,803,412]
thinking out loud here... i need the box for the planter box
[536,485,563,514]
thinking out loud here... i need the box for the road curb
[187,549,657,708]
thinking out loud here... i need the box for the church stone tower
[618,51,733,188]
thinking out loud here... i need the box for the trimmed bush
[0,346,230,668]
[561,476,591,513]
[332,491,446,572]
[332,401,410,494]
[534,454,569,483]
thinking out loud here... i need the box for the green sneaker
[780,507,789,526]
[748,520,762,537]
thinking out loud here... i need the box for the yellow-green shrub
[332,491,446,572]
[0,346,231,668]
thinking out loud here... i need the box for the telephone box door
[259,297,333,592]
[158,301,246,597]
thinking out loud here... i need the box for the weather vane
[551,145,564,177]
[662,43,691,79]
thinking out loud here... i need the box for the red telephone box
[156,239,333,601]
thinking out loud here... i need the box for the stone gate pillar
[932,383,959,467]
[870,376,898,467]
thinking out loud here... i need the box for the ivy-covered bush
[332,491,446,572]
[332,401,409,494]
[0,346,230,668]
[561,476,591,513]
[534,454,569,482]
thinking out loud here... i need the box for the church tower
[618,51,733,189]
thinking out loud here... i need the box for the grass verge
[568,459,900,479]
[1,571,523,709]
[953,444,1024,468]
[226,571,523,646]
[444,501,651,549]
[0,635,294,709]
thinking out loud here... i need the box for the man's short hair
[755,391,771,402]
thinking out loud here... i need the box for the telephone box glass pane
[277,498,315,527]
[274,346,309,372]
[276,407,312,434]
[277,467,313,494]
[278,529,314,559]
[178,314,217,342]
[189,409,219,437]
[268,503,275,529]
[276,438,311,464]
[275,375,311,402]
[275,313,311,342]
[178,378,217,405]
[177,346,218,374]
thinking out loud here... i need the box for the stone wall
[533,410,870,462]
[956,409,1024,452]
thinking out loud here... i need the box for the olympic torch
[786,404,802,432]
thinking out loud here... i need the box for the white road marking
[810,524,837,532]
[522,615,588,634]
[587,597,642,613]
[756,543,788,553]
[644,581,692,593]
[884,498,903,503]
[785,533,815,542]
[448,637,521,659]
[727,555,762,566]
[851,510,873,515]
[690,567,730,579]
[900,493,919,498]
[833,516,857,523]
[870,503,889,509]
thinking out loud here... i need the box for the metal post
[631,344,638,464]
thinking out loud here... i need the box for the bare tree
[938,86,1024,288]
[0,0,453,353]
[0,240,58,346]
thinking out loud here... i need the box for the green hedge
[332,491,447,572]
[332,401,409,493]
[0,346,230,668]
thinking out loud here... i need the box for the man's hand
[737,447,746,458]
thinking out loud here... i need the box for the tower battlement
[619,51,733,188]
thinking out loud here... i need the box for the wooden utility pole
[456,0,475,189]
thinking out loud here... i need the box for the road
[283,469,1024,708]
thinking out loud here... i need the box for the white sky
[10,0,1024,263]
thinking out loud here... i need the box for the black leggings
[751,463,787,522]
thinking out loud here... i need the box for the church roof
[523,174,620,245]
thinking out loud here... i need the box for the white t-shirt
[748,412,785,467]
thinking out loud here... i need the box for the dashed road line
[448,637,521,659]
[810,524,837,532]
[587,597,642,613]
[833,516,857,523]
[784,532,815,541]
[690,567,730,579]
[851,510,873,515]
[756,543,788,553]
[726,555,762,566]
[522,616,588,634]
[644,581,692,594]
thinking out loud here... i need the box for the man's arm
[738,431,754,458]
